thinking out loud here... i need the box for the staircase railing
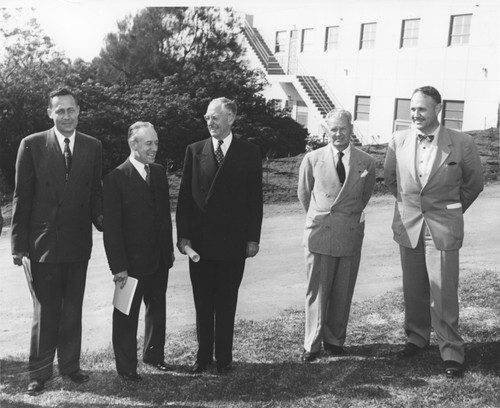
[243,20,272,69]
[298,76,335,115]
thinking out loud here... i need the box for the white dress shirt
[129,155,149,181]
[415,126,439,186]
[54,128,75,155]
[212,132,233,157]
[331,143,351,180]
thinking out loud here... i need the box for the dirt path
[1,184,498,357]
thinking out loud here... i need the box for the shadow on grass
[1,341,498,407]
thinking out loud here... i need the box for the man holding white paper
[176,97,263,375]
[298,109,376,362]
[384,86,483,378]
[103,122,174,382]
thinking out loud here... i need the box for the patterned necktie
[337,151,346,184]
[418,134,434,143]
[215,139,224,166]
[63,138,72,179]
[144,164,150,185]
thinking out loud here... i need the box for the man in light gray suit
[298,109,376,362]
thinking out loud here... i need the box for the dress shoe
[216,363,233,374]
[190,362,209,374]
[444,360,464,378]
[27,379,45,395]
[324,343,344,356]
[119,372,143,382]
[301,350,319,362]
[144,360,172,372]
[397,343,422,359]
[65,369,90,384]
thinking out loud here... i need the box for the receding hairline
[128,121,155,140]
[325,109,352,123]
[208,97,238,116]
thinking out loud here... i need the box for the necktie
[215,139,224,166]
[63,138,72,179]
[418,134,434,143]
[144,164,150,185]
[337,151,346,184]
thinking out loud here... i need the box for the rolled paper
[185,245,200,262]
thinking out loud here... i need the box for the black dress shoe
[27,379,45,395]
[397,343,422,359]
[324,343,344,355]
[301,350,319,362]
[119,372,143,382]
[444,360,464,378]
[144,360,172,372]
[216,363,233,374]
[190,362,209,374]
[65,369,90,384]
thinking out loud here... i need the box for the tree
[0,9,73,189]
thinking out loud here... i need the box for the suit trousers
[112,268,169,375]
[303,249,361,353]
[29,261,88,381]
[189,258,245,366]
[400,224,463,363]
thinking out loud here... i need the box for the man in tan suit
[298,109,376,362]
[384,86,483,378]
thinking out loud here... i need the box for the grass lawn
[1,269,498,408]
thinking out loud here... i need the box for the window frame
[301,28,314,52]
[448,14,472,46]
[359,22,376,50]
[442,100,465,130]
[324,25,339,51]
[400,18,420,48]
[355,96,371,121]
[275,30,287,53]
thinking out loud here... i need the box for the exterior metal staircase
[243,21,285,75]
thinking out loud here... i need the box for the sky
[0,0,288,61]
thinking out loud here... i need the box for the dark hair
[48,87,79,108]
[412,86,442,104]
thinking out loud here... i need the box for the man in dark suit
[11,87,103,395]
[384,86,483,378]
[103,121,174,382]
[176,97,263,374]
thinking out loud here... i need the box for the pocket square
[446,202,462,209]
[360,169,368,178]
[446,162,457,166]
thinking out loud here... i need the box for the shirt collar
[54,127,76,142]
[331,143,351,158]
[129,155,148,176]
[212,132,232,149]
[415,124,440,145]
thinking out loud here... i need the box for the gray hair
[128,121,155,140]
[325,109,352,123]
[210,97,238,116]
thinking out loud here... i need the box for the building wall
[242,0,499,143]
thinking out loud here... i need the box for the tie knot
[64,138,70,144]
[218,139,224,147]
[338,151,344,159]
[418,134,434,143]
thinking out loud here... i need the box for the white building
[241,0,499,144]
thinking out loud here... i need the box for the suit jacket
[11,128,102,263]
[103,159,174,276]
[176,137,263,260]
[384,126,483,250]
[298,144,376,257]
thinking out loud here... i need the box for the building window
[400,19,420,48]
[325,26,339,51]
[301,28,314,52]
[393,98,411,131]
[275,31,286,53]
[442,100,464,130]
[360,23,376,50]
[355,96,371,121]
[448,14,472,46]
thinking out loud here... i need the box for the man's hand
[113,271,128,289]
[177,238,192,255]
[246,242,259,258]
[12,252,28,266]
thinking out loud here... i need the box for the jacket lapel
[66,131,90,184]
[123,159,155,209]
[401,130,419,185]
[45,129,67,194]
[426,127,451,186]
[333,146,364,205]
